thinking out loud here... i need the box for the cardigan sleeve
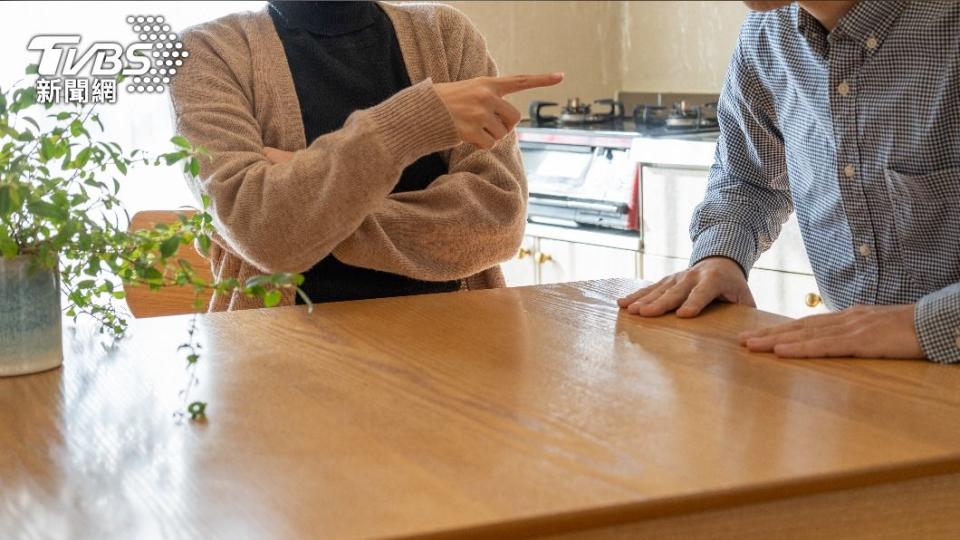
[331,7,528,281]
[169,18,460,274]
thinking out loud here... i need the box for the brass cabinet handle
[517,247,533,260]
[536,252,553,265]
[805,292,822,308]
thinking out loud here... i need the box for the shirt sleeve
[916,283,960,363]
[689,25,794,276]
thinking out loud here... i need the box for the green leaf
[0,125,21,140]
[69,119,84,138]
[137,266,163,281]
[160,236,180,258]
[171,135,191,149]
[10,87,37,113]
[22,116,40,132]
[74,147,92,169]
[25,64,39,75]
[162,150,188,166]
[189,156,200,177]
[263,289,282,307]
[0,184,17,215]
[27,200,67,222]
[244,275,271,289]
[201,194,211,209]
[187,401,207,420]
[197,234,211,256]
[76,279,96,289]
[39,136,56,161]
[0,227,17,258]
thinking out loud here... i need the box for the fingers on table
[773,336,860,358]
[676,283,720,318]
[743,324,849,352]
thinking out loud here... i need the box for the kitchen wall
[446,1,623,111]
[448,1,747,111]
[619,1,747,93]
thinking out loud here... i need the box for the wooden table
[3,279,960,539]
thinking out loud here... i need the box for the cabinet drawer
[749,268,829,319]
[538,239,638,284]
[640,165,813,274]
[501,236,538,287]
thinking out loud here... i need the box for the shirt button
[843,164,856,177]
[859,244,872,257]
[837,81,851,96]
[866,36,879,49]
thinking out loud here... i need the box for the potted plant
[0,66,306,418]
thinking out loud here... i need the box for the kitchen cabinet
[640,164,813,274]
[501,235,638,286]
[537,238,638,284]
[499,236,538,287]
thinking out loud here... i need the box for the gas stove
[525,96,720,137]
[517,94,720,233]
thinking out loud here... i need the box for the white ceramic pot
[0,255,63,376]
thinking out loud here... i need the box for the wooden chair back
[123,210,214,318]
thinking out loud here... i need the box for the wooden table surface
[3,279,960,539]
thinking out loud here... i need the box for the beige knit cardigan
[168,2,527,311]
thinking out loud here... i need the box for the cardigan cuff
[368,78,461,167]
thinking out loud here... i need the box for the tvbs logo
[27,15,186,104]
[27,36,152,77]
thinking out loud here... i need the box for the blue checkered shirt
[690,1,960,363]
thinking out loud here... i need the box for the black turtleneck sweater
[267,1,461,304]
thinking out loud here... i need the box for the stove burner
[634,101,719,131]
[530,98,624,127]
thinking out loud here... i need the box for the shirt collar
[829,0,908,46]
[795,1,908,49]
[268,1,378,36]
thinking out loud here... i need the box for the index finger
[489,72,564,96]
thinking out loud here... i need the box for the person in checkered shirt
[618,0,960,363]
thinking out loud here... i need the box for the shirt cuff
[915,283,960,364]
[690,223,758,277]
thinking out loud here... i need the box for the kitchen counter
[3,279,959,538]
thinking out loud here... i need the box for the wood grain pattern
[2,279,959,539]
[122,210,214,318]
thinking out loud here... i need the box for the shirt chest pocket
[884,167,960,292]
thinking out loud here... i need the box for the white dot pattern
[125,13,187,94]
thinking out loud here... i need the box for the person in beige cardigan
[169,2,562,311]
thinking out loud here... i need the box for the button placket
[829,38,877,303]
